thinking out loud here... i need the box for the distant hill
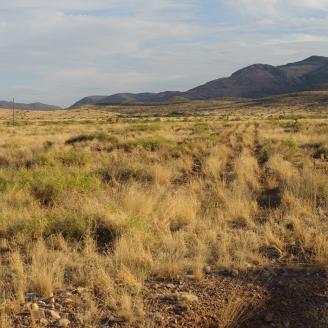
[0,101,61,111]
[70,55,328,108]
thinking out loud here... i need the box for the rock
[204,266,211,274]
[25,293,38,302]
[264,312,274,323]
[49,310,61,320]
[58,318,70,327]
[166,283,175,289]
[231,269,239,277]
[177,292,199,305]
[260,245,283,259]
[162,292,198,306]
[31,303,39,311]
[185,274,196,280]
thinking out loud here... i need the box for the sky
[1,0,328,107]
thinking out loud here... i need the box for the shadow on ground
[239,265,328,328]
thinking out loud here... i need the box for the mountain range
[70,55,328,108]
[0,101,61,111]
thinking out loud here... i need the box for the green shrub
[56,149,90,166]
[21,168,100,206]
[192,123,210,134]
[45,213,91,240]
[279,139,299,160]
[0,177,8,192]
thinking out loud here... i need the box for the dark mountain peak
[231,64,279,79]
[70,95,107,108]
[303,55,328,64]
[70,56,328,107]
[282,55,328,69]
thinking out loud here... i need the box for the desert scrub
[312,144,328,159]
[192,122,211,134]
[0,177,9,192]
[100,162,154,184]
[56,149,91,166]
[120,137,172,152]
[258,139,274,163]
[127,123,162,132]
[20,167,100,206]
[65,132,118,145]
[278,139,300,160]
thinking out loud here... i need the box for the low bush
[65,132,118,145]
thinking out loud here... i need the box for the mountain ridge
[70,55,328,108]
[0,101,61,111]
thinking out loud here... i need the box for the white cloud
[0,0,327,106]
[227,0,328,16]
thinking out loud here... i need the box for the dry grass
[0,98,327,325]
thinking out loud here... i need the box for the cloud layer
[0,0,328,106]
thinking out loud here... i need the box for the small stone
[204,266,211,274]
[166,283,175,289]
[231,269,239,277]
[177,292,199,304]
[185,274,196,280]
[58,318,70,327]
[49,310,61,320]
[31,303,39,311]
[264,312,274,323]
[26,292,38,302]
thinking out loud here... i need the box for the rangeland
[0,92,328,327]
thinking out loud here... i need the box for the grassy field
[1,94,328,327]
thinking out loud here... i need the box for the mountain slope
[0,101,61,111]
[70,56,328,107]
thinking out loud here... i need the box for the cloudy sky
[1,0,328,106]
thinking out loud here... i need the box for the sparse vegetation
[0,98,327,327]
